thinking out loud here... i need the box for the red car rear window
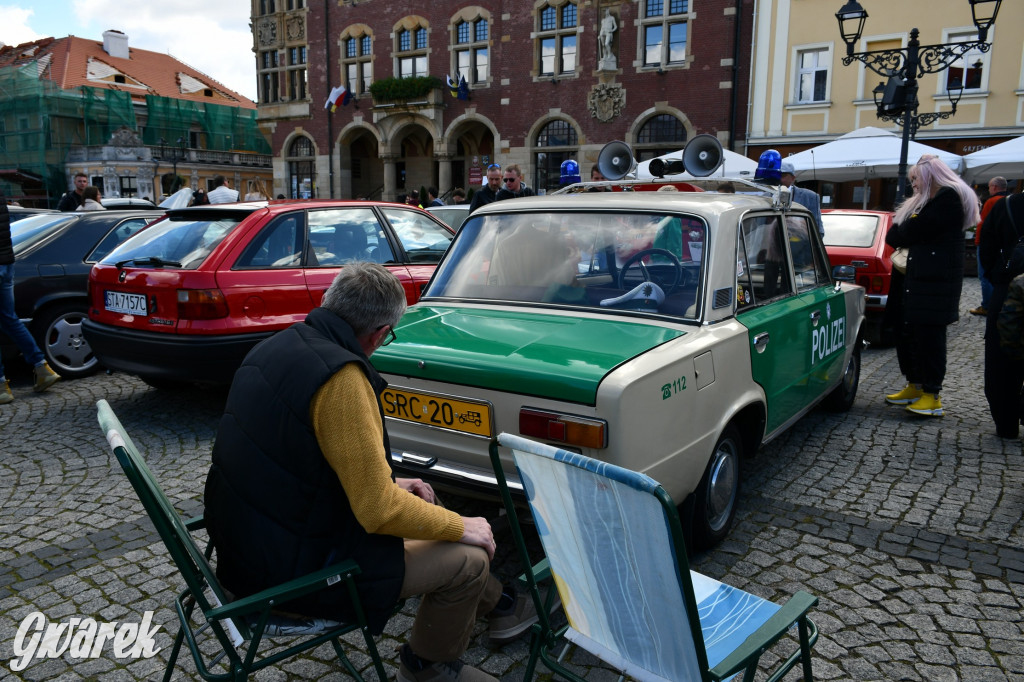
[101,214,245,270]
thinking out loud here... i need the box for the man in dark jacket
[204,263,535,681]
[495,164,536,202]
[57,172,88,212]
[1,191,60,404]
[468,164,502,213]
[979,190,1024,438]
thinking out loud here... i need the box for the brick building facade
[253,0,753,201]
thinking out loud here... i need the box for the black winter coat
[886,187,966,326]
[204,308,403,633]
[979,193,1024,287]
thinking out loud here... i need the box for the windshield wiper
[115,256,182,269]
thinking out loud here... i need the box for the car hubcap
[842,354,857,393]
[706,440,738,532]
[46,314,95,372]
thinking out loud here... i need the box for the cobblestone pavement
[0,278,1022,681]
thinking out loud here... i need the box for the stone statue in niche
[598,9,617,70]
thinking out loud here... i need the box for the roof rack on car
[550,139,794,212]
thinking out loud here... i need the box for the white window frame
[941,27,991,96]
[792,44,833,105]
[453,16,490,86]
[535,1,579,80]
[637,0,691,71]
[342,31,373,96]
[395,23,429,79]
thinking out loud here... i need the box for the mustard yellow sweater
[311,364,464,542]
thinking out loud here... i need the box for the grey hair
[320,262,407,336]
[991,176,1007,191]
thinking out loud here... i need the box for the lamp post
[156,136,188,194]
[835,0,1002,197]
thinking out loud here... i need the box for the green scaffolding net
[0,60,268,207]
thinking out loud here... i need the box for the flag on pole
[324,85,352,112]
[457,74,470,101]
[446,74,460,99]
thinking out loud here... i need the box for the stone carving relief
[285,16,305,42]
[257,18,279,47]
[587,83,625,122]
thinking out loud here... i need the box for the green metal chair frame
[489,434,819,682]
[97,399,392,682]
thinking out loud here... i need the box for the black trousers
[895,322,947,395]
[984,285,1024,437]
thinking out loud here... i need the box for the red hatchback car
[83,200,454,386]
[821,209,895,344]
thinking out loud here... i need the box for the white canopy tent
[635,148,759,181]
[963,135,1024,184]
[783,127,964,208]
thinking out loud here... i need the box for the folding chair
[490,433,819,682]
[97,399,393,682]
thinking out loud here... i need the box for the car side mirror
[832,264,856,282]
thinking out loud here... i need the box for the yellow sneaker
[906,393,943,417]
[885,384,923,405]
[33,362,59,393]
[0,380,12,405]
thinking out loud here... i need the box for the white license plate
[104,291,148,316]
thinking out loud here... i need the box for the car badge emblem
[119,270,127,282]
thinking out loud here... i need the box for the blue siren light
[560,159,581,185]
[755,149,782,184]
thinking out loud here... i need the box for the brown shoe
[0,380,12,405]
[969,306,987,316]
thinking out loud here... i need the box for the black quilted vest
[204,307,402,633]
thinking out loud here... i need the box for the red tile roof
[0,34,255,109]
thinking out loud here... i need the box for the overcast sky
[0,1,257,101]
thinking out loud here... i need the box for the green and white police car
[372,184,864,548]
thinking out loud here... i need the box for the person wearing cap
[780,161,824,238]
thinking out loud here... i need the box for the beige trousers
[399,540,503,663]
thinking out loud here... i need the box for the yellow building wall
[748,0,1024,148]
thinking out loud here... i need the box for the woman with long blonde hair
[884,155,980,417]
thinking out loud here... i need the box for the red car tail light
[177,289,228,320]
[869,275,884,294]
[519,408,607,449]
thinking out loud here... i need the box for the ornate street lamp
[835,0,1001,197]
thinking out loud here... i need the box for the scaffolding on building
[0,57,269,207]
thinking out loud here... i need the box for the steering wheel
[617,248,682,294]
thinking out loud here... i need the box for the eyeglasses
[503,177,518,183]
[378,325,397,346]
[486,163,501,170]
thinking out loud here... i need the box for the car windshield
[380,207,454,262]
[822,214,879,248]
[102,214,245,270]
[427,210,706,319]
[11,214,77,255]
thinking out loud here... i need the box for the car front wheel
[31,303,99,379]
[692,425,742,550]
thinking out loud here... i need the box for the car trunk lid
[372,306,686,404]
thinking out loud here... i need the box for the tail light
[519,408,607,449]
[177,289,228,320]
[857,275,884,294]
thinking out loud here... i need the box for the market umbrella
[963,135,1024,184]
[784,127,963,207]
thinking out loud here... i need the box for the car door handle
[809,310,821,325]
[752,332,770,353]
